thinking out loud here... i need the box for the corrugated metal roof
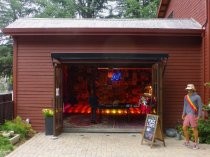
[5,18,202,30]
[3,18,203,36]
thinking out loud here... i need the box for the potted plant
[175,120,183,140]
[42,108,54,135]
[1,130,20,145]
[175,125,183,140]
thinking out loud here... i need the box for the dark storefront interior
[63,64,156,131]
[52,53,168,132]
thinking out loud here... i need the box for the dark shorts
[183,114,198,128]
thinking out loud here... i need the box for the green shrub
[0,116,35,139]
[175,124,183,135]
[0,136,13,157]
[198,118,210,144]
[176,118,210,144]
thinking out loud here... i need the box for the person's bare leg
[183,126,189,142]
[192,127,198,143]
[192,127,199,149]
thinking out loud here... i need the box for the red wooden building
[3,0,209,135]
[158,0,210,128]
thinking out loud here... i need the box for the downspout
[13,37,18,117]
[202,0,209,103]
[202,0,209,28]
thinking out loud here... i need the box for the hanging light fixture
[107,69,113,78]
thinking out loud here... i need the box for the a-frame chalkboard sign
[141,114,165,148]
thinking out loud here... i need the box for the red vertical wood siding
[15,35,202,131]
[203,23,210,104]
[165,0,206,25]
[162,0,210,104]
[203,0,210,103]
[204,0,210,104]
[13,37,18,117]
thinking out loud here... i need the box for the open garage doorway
[51,53,168,133]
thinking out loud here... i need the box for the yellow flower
[42,108,54,117]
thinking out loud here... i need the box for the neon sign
[111,71,122,81]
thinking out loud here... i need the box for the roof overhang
[157,0,171,18]
[51,53,169,67]
[3,18,203,37]
[2,28,203,36]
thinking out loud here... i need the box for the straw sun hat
[185,84,196,91]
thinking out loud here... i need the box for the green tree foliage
[140,0,160,18]
[0,0,38,28]
[0,45,12,78]
[0,0,38,45]
[36,0,108,18]
[76,0,108,18]
[35,0,75,18]
[123,0,142,18]
[115,0,160,18]
[0,0,38,79]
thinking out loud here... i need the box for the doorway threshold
[63,127,144,133]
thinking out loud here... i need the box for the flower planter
[9,134,20,145]
[45,117,53,135]
[176,133,182,140]
[165,128,176,137]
